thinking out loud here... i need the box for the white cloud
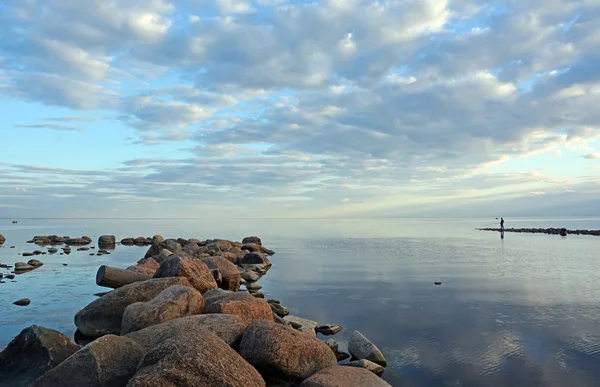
[583,153,600,159]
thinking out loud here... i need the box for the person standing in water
[500,217,504,232]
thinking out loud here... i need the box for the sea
[0,217,599,387]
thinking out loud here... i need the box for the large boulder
[121,285,205,334]
[74,277,193,337]
[284,316,318,337]
[127,258,160,277]
[98,235,116,247]
[238,252,271,266]
[153,255,217,294]
[348,331,387,366]
[202,256,241,291]
[242,236,262,245]
[0,326,79,387]
[163,239,182,253]
[30,335,145,387]
[125,314,246,349]
[239,320,337,384]
[152,235,164,243]
[127,330,266,387]
[299,366,391,387]
[0,234,5,245]
[204,291,273,325]
[144,244,162,259]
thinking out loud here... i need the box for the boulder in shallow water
[204,291,274,325]
[0,325,79,387]
[299,366,391,387]
[127,330,266,387]
[27,259,44,268]
[126,258,160,277]
[242,236,262,245]
[13,298,31,306]
[30,335,145,387]
[121,285,205,334]
[14,262,35,271]
[98,235,116,247]
[238,252,271,266]
[316,324,343,336]
[348,330,387,367]
[153,255,217,294]
[74,277,193,337]
[125,313,246,349]
[240,320,337,384]
[284,316,318,337]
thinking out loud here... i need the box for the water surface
[1,218,599,386]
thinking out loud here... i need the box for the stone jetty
[477,227,600,236]
[0,235,390,387]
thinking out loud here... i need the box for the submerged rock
[240,320,337,384]
[0,325,79,387]
[127,330,266,387]
[74,277,193,337]
[121,285,205,334]
[30,335,145,387]
[299,366,391,387]
[125,314,246,350]
[153,255,217,294]
[348,330,387,367]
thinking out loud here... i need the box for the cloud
[582,153,600,159]
[14,124,84,132]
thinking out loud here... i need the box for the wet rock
[348,331,387,366]
[240,320,337,384]
[133,237,147,245]
[33,250,42,255]
[74,277,193,337]
[64,238,90,246]
[30,335,145,387]
[269,302,289,317]
[22,252,34,257]
[241,270,260,283]
[6,274,15,279]
[14,262,35,271]
[127,329,265,387]
[27,259,44,268]
[154,255,217,294]
[242,236,262,245]
[204,291,274,325]
[98,235,116,247]
[121,238,134,245]
[0,325,79,387]
[121,285,205,334]
[77,247,89,251]
[47,248,58,253]
[202,256,241,291]
[246,282,262,292]
[344,359,385,375]
[299,366,391,387]
[126,258,160,277]
[13,298,31,306]
[125,314,246,349]
[251,291,265,298]
[284,316,319,336]
[316,324,343,335]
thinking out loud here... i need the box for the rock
[34,237,51,244]
[348,330,387,366]
[133,237,146,245]
[33,250,42,255]
[14,262,35,271]
[251,292,265,298]
[6,274,15,279]
[152,235,164,243]
[242,236,262,245]
[27,259,44,268]
[48,248,57,253]
[204,291,274,325]
[98,235,116,247]
[246,282,262,292]
[202,256,241,291]
[125,314,246,349]
[213,240,233,251]
[126,258,160,277]
[13,298,31,306]
[64,238,90,246]
[299,366,391,387]
[0,325,79,387]
[121,238,134,245]
[241,270,260,283]
[269,302,289,317]
[210,268,223,286]
[241,243,262,252]
[153,255,218,294]
[22,252,34,257]
[220,251,238,264]
[163,239,182,253]
[155,248,174,263]
[121,285,205,334]
[273,313,290,325]
[316,324,343,335]
[238,252,271,266]
[74,277,193,337]
[77,247,89,251]
[240,320,337,384]
[284,316,318,330]
[30,335,145,387]
[127,329,266,387]
[344,359,385,375]
[0,234,5,245]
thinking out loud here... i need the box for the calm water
[0,217,599,386]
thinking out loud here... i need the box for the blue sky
[1,0,599,218]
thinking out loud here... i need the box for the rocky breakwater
[0,235,390,386]
[477,227,600,237]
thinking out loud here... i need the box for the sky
[0,0,599,219]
